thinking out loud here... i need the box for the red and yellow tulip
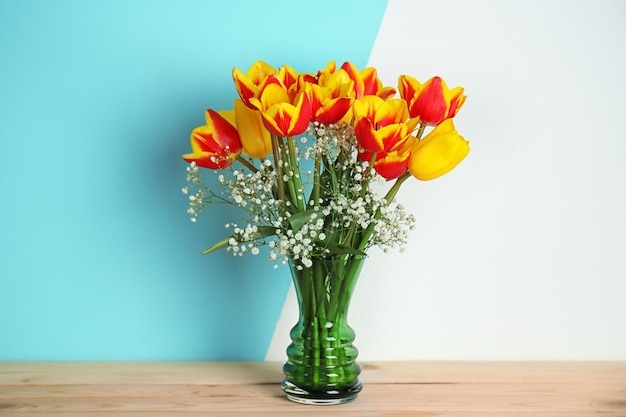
[309,83,353,124]
[407,119,469,180]
[353,96,418,153]
[306,67,353,124]
[398,75,466,126]
[232,61,279,109]
[341,61,396,100]
[182,109,242,169]
[248,82,312,137]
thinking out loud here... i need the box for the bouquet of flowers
[183,60,468,267]
[182,60,469,404]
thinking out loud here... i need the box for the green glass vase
[282,255,365,405]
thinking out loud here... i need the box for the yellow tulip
[234,99,271,159]
[408,119,469,181]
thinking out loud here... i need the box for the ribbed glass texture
[282,255,365,405]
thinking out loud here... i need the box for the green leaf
[201,236,231,255]
[287,209,319,233]
[201,226,277,255]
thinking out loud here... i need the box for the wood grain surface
[1,361,625,416]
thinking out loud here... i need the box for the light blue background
[0,0,388,360]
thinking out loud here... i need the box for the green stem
[271,134,287,214]
[277,137,298,211]
[314,261,327,326]
[327,255,362,321]
[310,154,321,208]
[286,136,305,212]
[325,156,339,199]
[235,155,258,173]
[383,170,411,205]
[415,123,427,140]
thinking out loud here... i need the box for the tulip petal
[257,83,291,109]
[353,95,384,121]
[232,68,257,107]
[354,117,383,152]
[398,74,421,106]
[378,152,410,180]
[218,109,235,126]
[413,77,448,125]
[375,99,409,126]
[203,110,242,152]
[446,87,466,119]
[288,90,312,135]
[315,97,352,124]
[375,124,407,152]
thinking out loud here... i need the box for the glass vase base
[282,380,362,405]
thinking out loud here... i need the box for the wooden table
[1,361,625,416]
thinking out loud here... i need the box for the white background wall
[267,0,626,361]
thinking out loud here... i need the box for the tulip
[303,63,354,124]
[249,83,312,137]
[398,75,466,126]
[315,60,337,81]
[309,83,353,125]
[232,60,278,108]
[353,96,419,153]
[182,109,242,169]
[341,61,395,100]
[219,99,272,159]
[407,119,469,180]
[316,65,354,95]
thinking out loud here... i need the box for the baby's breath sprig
[182,162,232,222]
